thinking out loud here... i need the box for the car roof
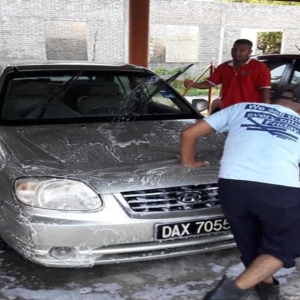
[0,60,148,72]
[257,54,300,60]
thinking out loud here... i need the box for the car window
[115,75,131,92]
[152,93,181,110]
[290,63,300,86]
[113,75,179,110]
[261,60,287,90]
[0,70,199,125]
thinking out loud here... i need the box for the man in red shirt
[184,39,271,113]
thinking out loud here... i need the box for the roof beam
[128,0,150,67]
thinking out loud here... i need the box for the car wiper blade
[165,63,194,84]
[123,63,193,118]
[145,63,194,101]
[37,68,85,120]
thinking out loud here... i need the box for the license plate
[155,217,230,240]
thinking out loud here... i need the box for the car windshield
[0,69,199,125]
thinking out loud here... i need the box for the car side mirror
[191,99,209,112]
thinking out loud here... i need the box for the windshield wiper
[119,63,193,120]
[145,63,193,101]
[37,68,85,120]
[165,63,194,84]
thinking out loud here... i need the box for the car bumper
[27,233,235,267]
[1,194,235,267]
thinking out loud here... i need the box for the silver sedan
[0,61,234,267]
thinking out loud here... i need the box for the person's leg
[235,183,300,298]
[234,254,283,289]
[202,259,282,300]
[225,214,262,268]
[203,181,300,300]
[202,179,263,299]
[218,179,262,268]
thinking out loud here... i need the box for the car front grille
[121,184,219,213]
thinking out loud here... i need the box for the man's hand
[184,79,212,90]
[180,120,215,169]
[261,88,271,104]
[183,79,195,88]
[180,160,210,168]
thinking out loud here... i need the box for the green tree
[257,31,283,54]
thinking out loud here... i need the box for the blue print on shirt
[241,104,300,142]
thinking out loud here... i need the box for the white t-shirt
[204,103,300,187]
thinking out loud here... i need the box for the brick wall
[0,0,125,62]
[0,0,299,75]
[149,0,300,75]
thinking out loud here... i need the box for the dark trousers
[218,178,300,268]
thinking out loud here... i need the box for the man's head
[272,89,300,114]
[231,39,253,63]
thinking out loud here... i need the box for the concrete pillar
[128,0,150,67]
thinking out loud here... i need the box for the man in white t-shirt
[180,90,300,300]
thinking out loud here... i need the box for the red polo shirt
[206,58,271,108]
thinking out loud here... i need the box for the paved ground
[0,247,300,300]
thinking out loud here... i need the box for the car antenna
[295,45,300,53]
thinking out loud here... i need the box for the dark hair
[272,88,300,104]
[234,39,253,48]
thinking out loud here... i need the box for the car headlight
[15,178,102,211]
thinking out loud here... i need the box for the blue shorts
[218,178,300,268]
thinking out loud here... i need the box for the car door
[258,57,294,97]
[287,59,300,89]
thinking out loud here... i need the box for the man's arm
[257,61,271,103]
[184,79,212,89]
[180,120,215,168]
[261,88,271,104]
[183,64,224,90]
